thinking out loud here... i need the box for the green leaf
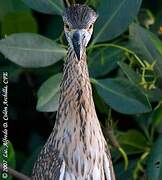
[0,142,16,167]
[152,105,162,127]
[93,88,108,115]
[119,144,144,155]
[92,78,151,114]
[129,23,162,77]
[36,73,62,112]
[118,61,141,84]
[151,34,162,55]
[22,0,65,15]
[114,159,137,180]
[0,141,16,180]
[1,11,37,36]
[0,33,66,68]
[92,0,142,43]
[147,88,162,102]
[7,142,16,169]
[86,0,100,8]
[117,130,149,151]
[147,136,162,180]
[0,0,30,22]
[88,47,125,77]
[133,113,152,140]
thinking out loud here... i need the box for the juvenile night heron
[32,4,115,180]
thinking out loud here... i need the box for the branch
[64,0,75,7]
[65,0,71,7]
[0,163,31,180]
[69,0,75,4]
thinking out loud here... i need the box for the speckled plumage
[32,4,115,180]
[63,4,98,29]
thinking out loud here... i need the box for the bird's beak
[72,30,84,61]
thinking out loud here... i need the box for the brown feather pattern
[32,4,115,180]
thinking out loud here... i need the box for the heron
[32,4,115,180]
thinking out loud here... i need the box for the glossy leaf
[129,23,162,77]
[114,159,137,180]
[147,88,162,102]
[152,105,162,127]
[22,0,65,15]
[86,0,100,8]
[36,73,62,112]
[93,88,108,115]
[133,113,152,139]
[117,130,149,151]
[118,61,141,84]
[0,0,30,21]
[147,136,162,179]
[92,78,151,114]
[92,0,142,43]
[0,33,66,68]
[151,34,162,55]
[88,47,125,77]
[1,11,37,36]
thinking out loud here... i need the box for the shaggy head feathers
[63,4,98,29]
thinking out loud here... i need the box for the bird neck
[55,47,96,126]
[49,47,105,153]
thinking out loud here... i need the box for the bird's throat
[49,48,106,173]
[54,48,98,134]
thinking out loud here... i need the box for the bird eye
[65,24,70,30]
[88,24,93,30]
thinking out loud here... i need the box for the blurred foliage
[0,142,16,180]
[0,0,162,179]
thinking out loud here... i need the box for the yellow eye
[65,23,70,30]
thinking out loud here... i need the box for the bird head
[62,4,98,61]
